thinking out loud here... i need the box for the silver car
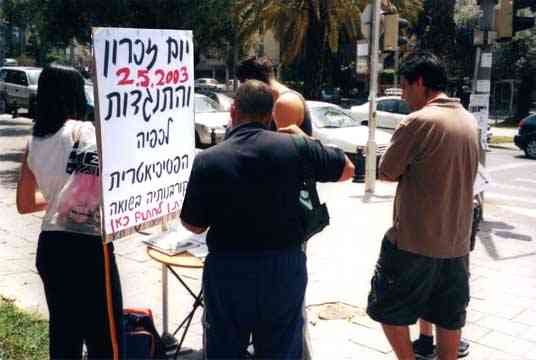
[194,93,229,148]
[0,66,42,117]
[308,101,392,181]
[350,96,410,129]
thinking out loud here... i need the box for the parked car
[195,88,234,111]
[319,87,342,104]
[84,81,95,122]
[226,79,241,90]
[307,101,392,181]
[0,66,42,117]
[194,93,228,148]
[384,88,402,96]
[350,96,410,129]
[2,58,18,66]
[514,114,536,159]
[194,78,225,91]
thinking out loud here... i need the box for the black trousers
[203,249,307,360]
[36,231,124,359]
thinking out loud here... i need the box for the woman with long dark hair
[17,63,123,359]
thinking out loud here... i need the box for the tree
[234,0,364,98]
[494,35,536,121]
[1,0,43,57]
[415,0,457,59]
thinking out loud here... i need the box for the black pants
[36,231,124,359]
[203,249,307,360]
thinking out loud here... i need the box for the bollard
[354,148,366,182]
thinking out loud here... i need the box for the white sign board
[476,80,491,93]
[92,28,195,242]
[481,52,492,68]
[357,41,369,57]
[469,94,490,150]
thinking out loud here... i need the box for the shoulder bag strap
[291,135,321,208]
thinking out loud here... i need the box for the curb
[488,143,518,150]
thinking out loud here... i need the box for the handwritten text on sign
[93,28,195,240]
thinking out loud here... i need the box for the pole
[394,47,399,88]
[365,0,381,194]
[471,0,496,217]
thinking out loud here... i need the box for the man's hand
[338,155,355,182]
[278,124,308,137]
[181,219,207,234]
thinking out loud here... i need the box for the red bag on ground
[123,308,166,359]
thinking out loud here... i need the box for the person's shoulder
[275,90,304,113]
[396,109,424,129]
[276,90,303,106]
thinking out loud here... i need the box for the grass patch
[490,135,514,144]
[494,121,518,129]
[0,297,48,360]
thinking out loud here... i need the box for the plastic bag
[53,124,101,235]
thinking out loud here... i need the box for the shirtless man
[236,56,313,135]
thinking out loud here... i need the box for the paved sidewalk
[1,117,536,359]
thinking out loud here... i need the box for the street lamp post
[365,0,382,194]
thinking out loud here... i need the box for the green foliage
[234,0,365,98]
[380,69,396,83]
[1,0,235,66]
[417,0,457,59]
[15,54,35,66]
[0,298,48,360]
[493,29,536,120]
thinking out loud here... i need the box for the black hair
[236,56,274,84]
[234,80,274,117]
[399,51,448,92]
[33,63,87,137]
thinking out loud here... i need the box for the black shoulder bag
[291,135,330,241]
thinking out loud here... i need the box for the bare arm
[17,149,47,214]
[273,94,304,129]
[277,124,309,137]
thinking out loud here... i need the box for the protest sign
[92,28,195,242]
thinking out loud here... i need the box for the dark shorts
[367,237,470,330]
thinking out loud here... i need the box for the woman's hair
[33,64,87,137]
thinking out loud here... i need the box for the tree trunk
[302,1,326,99]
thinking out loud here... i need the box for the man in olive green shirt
[367,52,479,360]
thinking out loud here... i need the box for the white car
[0,66,42,117]
[307,101,392,181]
[350,96,410,129]
[194,93,229,148]
[194,78,226,91]
[195,88,234,111]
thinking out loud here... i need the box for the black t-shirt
[180,122,345,253]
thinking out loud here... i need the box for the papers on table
[143,223,208,258]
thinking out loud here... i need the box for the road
[484,147,536,244]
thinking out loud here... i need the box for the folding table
[146,247,204,358]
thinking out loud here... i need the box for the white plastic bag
[53,124,101,235]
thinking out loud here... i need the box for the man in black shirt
[180,80,354,359]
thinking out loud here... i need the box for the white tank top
[28,120,96,232]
